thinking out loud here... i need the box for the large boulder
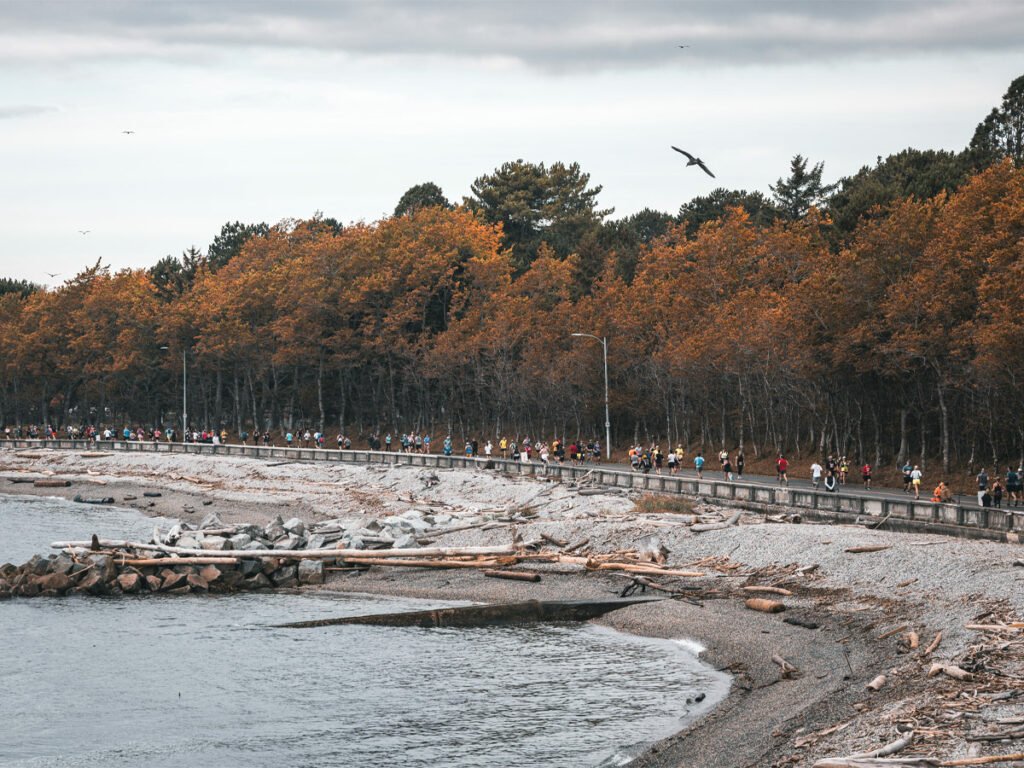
[297,560,324,585]
[116,572,142,593]
[305,534,326,551]
[161,571,188,591]
[270,564,298,587]
[145,575,163,592]
[393,534,419,550]
[275,535,305,551]
[177,536,200,551]
[27,555,51,576]
[186,571,209,591]
[74,571,106,595]
[237,558,263,577]
[218,570,245,590]
[200,536,232,551]
[283,518,306,536]
[198,564,222,583]
[228,533,253,550]
[245,572,272,590]
[37,572,70,594]
[50,556,75,575]
[199,513,224,530]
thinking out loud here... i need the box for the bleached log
[691,511,742,532]
[922,631,943,657]
[849,730,914,759]
[743,585,793,596]
[52,538,515,560]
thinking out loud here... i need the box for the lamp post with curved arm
[571,333,610,459]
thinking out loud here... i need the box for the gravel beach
[4,447,1024,767]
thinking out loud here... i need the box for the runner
[694,451,704,479]
[1006,466,1021,508]
[901,461,913,493]
[824,473,837,493]
[839,456,850,486]
[776,454,789,486]
[722,454,732,481]
[810,460,823,489]
[910,465,923,499]
[861,461,872,489]
[977,468,989,506]
[735,450,744,478]
[499,437,507,459]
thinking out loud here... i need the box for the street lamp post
[571,333,611,459]
[160,346,188,440]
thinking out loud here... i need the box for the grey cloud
[1,0,1022,70]
[0,104,59,119]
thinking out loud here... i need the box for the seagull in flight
[78,230,90,235]
[671,146,715,178]
[678,45,689,48]
[122,130,135,135]
[46,272,60,278]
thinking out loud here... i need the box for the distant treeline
[1,76,1022,472]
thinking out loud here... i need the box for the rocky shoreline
[3,448,1024,767]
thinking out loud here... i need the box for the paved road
[528,454,1006,510]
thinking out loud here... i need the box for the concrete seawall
[3,439,1021,544]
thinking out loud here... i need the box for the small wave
[673,637,706,656]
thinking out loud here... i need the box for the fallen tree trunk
[845,545,893,554]
[33,479,70,487]
[483,569,541,583]
[52,538,517,561]
[814,758,938,767]
[940,756,1024,766]
[691,511,742,532]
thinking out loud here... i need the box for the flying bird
[46,272,60,278]
[678,45,689,48]
[78,230,90,234]
[671,146,715,178]
[122,130,135,135]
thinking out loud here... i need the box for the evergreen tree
[394,182,451,216]
[969,74,1024,168]
[206,221,270,271]
[770,154,837,220]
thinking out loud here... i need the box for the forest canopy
[2,75,1023,474]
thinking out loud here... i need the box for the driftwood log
[866,674,887,691]
[691,511,742,532]
[922,631,943,657]
[745,597,785,613]
[845,545,893,554]
[33,479,70,487]
[743,585,793,596]
[51,539,517,560]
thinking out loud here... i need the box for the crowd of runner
[6,422,1024,509]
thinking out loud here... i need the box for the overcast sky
[1,0,1022,285]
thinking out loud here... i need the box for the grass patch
[634,494,695,515]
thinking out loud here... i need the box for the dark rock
[218,570,245,590]
[276,535,304,551]
[74,572,105,594]
[228,533,252,549]
[143,491,162,498]
[237,559,263,577]
[261,557,283,575]
[202,500,213,506]
[161,571,188,591]
[283,517,305,535]
[263,524,286,541]
[69,561,91,576]
[306,534,326,551]
[245,572,272,590]
[50,555,75,575]
[145,575,163,591]
[271,564,298,587]
[186,572,209,591]
[123,495,137,501]
[37,572,70,594]
[116,572,142,593]
[0,563,16,578]
[297,560,324,585]
[27,555,51,576]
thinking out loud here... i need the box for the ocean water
[0,495,729,767]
